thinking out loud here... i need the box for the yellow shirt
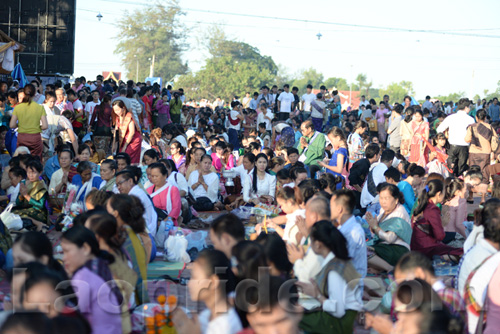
[13,102,46,134]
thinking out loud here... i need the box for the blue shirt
[327,147,348,189]
[44,156,60,180]
[72,174,103,202]
[398,181,415,215]
[489,104,500,122]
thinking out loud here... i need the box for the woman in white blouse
[188,154,223,211]
[296,220,362,334]
[243,153,277,205]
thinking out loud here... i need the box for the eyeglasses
[116,179,129,186]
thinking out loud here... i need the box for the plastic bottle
[175,227,184,237]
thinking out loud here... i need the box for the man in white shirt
[256,105,273,131]
[287,196,330,310]
[242,92,251,108]
[330,190,367,278]
[277,84,294,121]
[359,95,369,108]
[85,90,101,129]
[437,98,475,176]
[361,149,395,208]
[301,84,316,119]
[422,95,433,112]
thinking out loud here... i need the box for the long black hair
[252,153,269,194]
[413,179,444,216]
[197,249,236,295]
[255,232,293,278]
[13,232,67,278]
[310,220,349,260]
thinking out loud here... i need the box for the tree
[290,68,324,94]
[379,81,415,104]
[115,0,188,81]
[434,92,465,103]
[356,73,373,97]
[176,26,277,100]
[323,77,349,91]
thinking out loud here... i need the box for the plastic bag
[0,203,22,231]
[164,235,190,263]
[185,231,207,251]
[155,220,166,248]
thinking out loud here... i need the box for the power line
[80,1,500,39]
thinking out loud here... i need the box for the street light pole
[134,55,138,82]
[349,65,353,106]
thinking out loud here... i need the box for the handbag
[0,204,23,231]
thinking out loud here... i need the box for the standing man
[383,94,392,110]
[298,120,326,179]
[310,93,326,132]
[67,89,84,136]
[277,84,294,121]
[257,86,273,107]
[85,90,101,131]
[359,95,369,108]
[249,92,259,110]
[422,95,433,112]
[242,92,251,108]
[301,84,316,120]
[489,97,499,122]
[387,104,403,153]
[437,98,475,176]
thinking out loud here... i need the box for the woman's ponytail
[413,179,444,217]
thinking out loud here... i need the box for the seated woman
[107,194,150,304]
[255,232,293,279]
[411,179,463,261]
[256,186,305,245]
[211,141,234,173]
[297,221,362,334]
[48,149,77,196]
[398,163,425,215]
[61,225,123,333]
[168,141,187,175]
[365,183,412,273]
[162,159,190,223]
[185,147,216,180]
[85,212,137,334]
[188,154,223,211]
[319,127,348,189]
[146,162,181,225]
[77,144,98,173]
[99,159,118,193]
[71,161,103,207]
[12,159,48,231]
[140,148,159,188]
[243,153,277,205]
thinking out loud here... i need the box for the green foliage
[176,25,277,100]
[434,91,466,103]
[379,81,415,104]
[115,0,188,81]
[289,68,324,94]
[323,77,350,91]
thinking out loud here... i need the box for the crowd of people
[0,75,499,334]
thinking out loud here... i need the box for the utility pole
[150,54,155,77]
[349,65,353,106]
[134,55,138,82]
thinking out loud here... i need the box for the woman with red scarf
[112,98,142,164]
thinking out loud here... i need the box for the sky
[75,0,500,100]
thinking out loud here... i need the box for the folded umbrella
[11,63,27,88]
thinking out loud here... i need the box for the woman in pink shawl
[409,109,429,167]
[376,101,389,144]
